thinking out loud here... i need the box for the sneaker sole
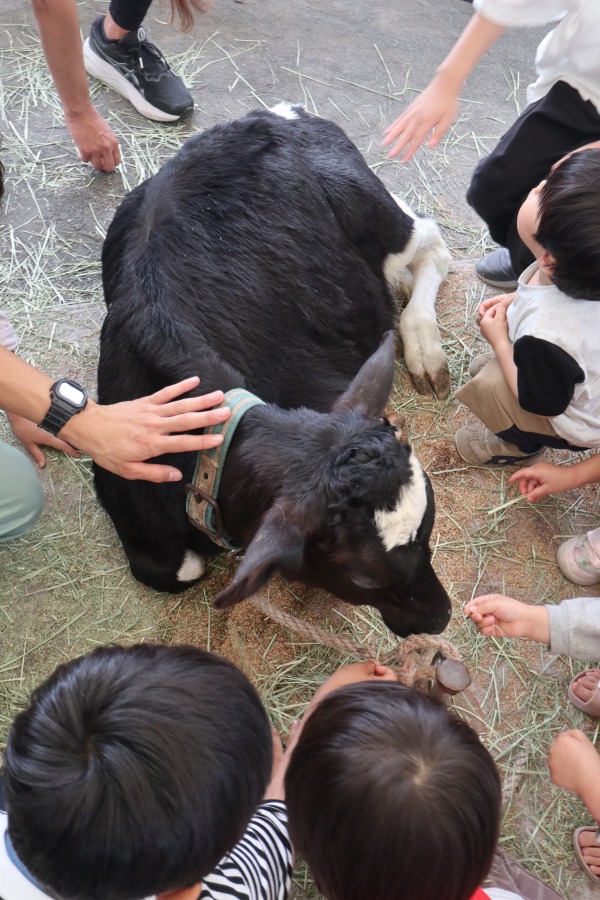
[83,39,192,123]
[455,441,545,467]
[556,539,600,586]
[476,273,519,292]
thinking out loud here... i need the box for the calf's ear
[213,507,305,609]
[332,330,395,417]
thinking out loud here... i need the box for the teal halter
[186,388,265,551]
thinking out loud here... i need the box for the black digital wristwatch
[39,379,88,436]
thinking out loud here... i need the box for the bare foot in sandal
[569,669,600,717]
[575,826,600,882]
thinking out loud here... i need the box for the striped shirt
[200,803,292,900]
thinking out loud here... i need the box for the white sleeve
[472,0,567,28]
[0,311,18,351]
[200,802,292,900]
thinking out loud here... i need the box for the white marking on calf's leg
[176,550,205,582]
[374,452,428,550]
[387,204,451,398]
[383,226,418,299]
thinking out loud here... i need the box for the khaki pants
[455,358,562,444]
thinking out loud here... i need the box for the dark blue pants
[108,0,153,32]
[467,81,600,275]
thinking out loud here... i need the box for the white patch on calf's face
[176,550,205,582]
[269,102,300,120]
[374,452,428,551]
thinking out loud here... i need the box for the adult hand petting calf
[63,377,231,482]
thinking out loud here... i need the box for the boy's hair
[4,644,273,900]
[535,148,600,300]
[285,681,501,900]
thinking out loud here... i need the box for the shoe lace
[130,28,171,75]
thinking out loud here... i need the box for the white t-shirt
[473,0,600,114]
[506,263,600,449]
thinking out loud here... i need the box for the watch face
[57,381,86,407]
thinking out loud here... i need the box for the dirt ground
[1,1,599,898]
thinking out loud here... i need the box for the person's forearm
[0,347,57,422]
[31,0,93,119]
[579,775,600,822]
[0,347,98,447]
[561,453,600,489]
[434,13,506,91]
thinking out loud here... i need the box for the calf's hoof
[410,363,451,401]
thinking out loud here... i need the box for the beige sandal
[573,825,600,884]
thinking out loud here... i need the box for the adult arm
[0,347,230,482]
[30,0,121,172]
[382,12,506,160]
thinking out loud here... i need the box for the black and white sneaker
[83,16,194,123]
[475,248,519,292]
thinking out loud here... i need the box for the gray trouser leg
[0,441,44,541]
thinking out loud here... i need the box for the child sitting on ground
[0,643,293,900]
[284,665,562,900]
[454,149,600,468]
[466,593,600,884]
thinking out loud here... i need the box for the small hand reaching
[464,594,550,644]
[509,461,579,502]
[382,77,460,162]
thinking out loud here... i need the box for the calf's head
[214,333,451,638]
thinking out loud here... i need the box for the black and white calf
[94,104,452,637]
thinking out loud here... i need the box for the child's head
[4,643,273,900]
[285,681,500,900]
[517,148,600,299]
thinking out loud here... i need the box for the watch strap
[39,381,87,436]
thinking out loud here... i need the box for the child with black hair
[454,149,600,467]
[0,650,561,900]
[284,665,562,900]
[0,643,292,900]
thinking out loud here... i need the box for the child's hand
[264,663,398,801]
[479,304,510,347]
[310,661,398,708]
[548,730,600,816]
[7,412,80,467]
[509,461,579,502]
[464,594,550,644]
[477,291,516,319]
[382,76,460,161]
